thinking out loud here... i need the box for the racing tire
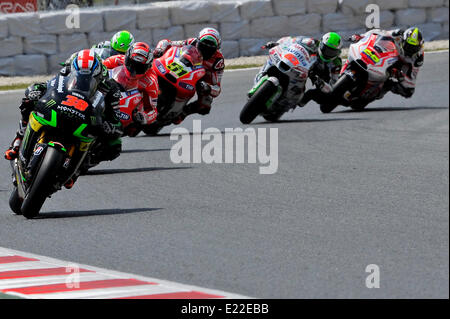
[240,80,278,124]
[350,102,369,111]
[262,112,283,122]
[21,147,64,219]
[320,73,354,114]
[9,188,23,215]
[143,125,163,136]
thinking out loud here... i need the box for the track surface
[0,52,448,298]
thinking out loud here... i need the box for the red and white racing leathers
[354,29,424,98]
[156,38,225,113]
[103,54,159,124]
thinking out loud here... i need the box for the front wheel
[9,188,23,215]
[240,80,278,124]
[21,147,64,219]
[262,112,283,122]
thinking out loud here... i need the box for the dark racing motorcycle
[9,73,106,218]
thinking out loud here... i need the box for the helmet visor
[125,56,150,76]
[403,41,421,57]
[320,43,340,61]
[67,71,99,98]
[197,40,217,60]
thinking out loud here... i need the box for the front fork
[248,74,283,110]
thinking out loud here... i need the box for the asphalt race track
[0,51,448,298]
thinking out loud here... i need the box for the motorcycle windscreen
[181,45,203,66]
[66,71,99,99]
[111,65,139,91]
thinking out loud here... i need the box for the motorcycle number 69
[167,62,188,77]
[363,48,380,63]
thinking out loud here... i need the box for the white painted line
[0,273,108,290]
[30,284,176,300]
[87,285,182,299]
[0,89,23,95]
[0,261,57,272]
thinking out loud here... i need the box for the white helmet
[197,27,221,60]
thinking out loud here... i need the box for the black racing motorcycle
[9,73,105,218]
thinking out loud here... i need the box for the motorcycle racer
[154,27,225,123]
[349,27,424,99]
[4,50,123,187]
[103,42,158,126]
[93,30,135,60]
[260,32,343,107]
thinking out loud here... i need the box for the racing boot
[4,133,23,160]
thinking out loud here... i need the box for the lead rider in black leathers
[4,50,123,188]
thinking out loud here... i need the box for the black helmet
[402,27,424,57]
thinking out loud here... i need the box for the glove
[414,54,424,67]
[132,110,147,125]
[102,121,123,138]
[153,48,165,58]
[261,41,278,50]
[391,28,404,37]
[391,68,405,82]
[349,34,363,43]
[197,81,211,95]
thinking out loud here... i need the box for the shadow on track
[252,117,367,125]
[36,207,162,219]
[121,148,171,154]
[137,131,226,138]
[85,166,192,176]
[336,106,448,113]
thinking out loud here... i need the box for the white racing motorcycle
[239,38,317,124]
[320,32,400,113]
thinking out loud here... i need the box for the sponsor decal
[0,0,36,13]
[57,105,86,120]
[117,111,130,121]
[71,92,85,100]
[57,76,64,93]
[155,60,166,74]
[214,58,225,70]
[179,81,194,91]
[34,146,43,156]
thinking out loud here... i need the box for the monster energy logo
[46,100,56,108]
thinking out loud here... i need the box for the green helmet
[319,32,342,62]
[111,30,135,54]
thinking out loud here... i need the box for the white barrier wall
[0,0,448,76]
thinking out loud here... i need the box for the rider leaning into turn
[103,41,159,126]
[261,32,343,108]
[349,27,424,99]
[4,50,123,188]
[93,30,135,60]
[154,27,225,124]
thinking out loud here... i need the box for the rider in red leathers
[154,27,225,123]
[103,42,159,126]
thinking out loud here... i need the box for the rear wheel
[350,101,368,111]
[9,188,22,215]
[21,147,64,219]
[143,124,162,136]
[320,73,355,114]
[240,80,278,124]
